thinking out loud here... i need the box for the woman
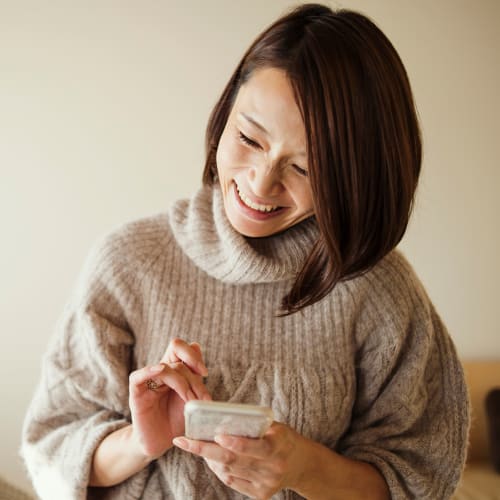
[21,4,469,499]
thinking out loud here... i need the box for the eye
[239,131,261,149]
[292,164,308,177]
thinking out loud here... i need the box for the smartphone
[184,400,274,441]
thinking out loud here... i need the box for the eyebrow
[239,112,307,158]
[240,113,269,135]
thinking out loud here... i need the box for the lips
[235,183,280,213]
[232,182,285,220]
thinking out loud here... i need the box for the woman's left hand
[173,422,309,499]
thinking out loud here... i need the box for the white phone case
[184,400,274,441]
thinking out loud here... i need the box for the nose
[247,160,283,198]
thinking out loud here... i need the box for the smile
[235,183,281,213]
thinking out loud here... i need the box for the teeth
[236,184,279,213]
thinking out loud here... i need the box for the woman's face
[216,67,314,238]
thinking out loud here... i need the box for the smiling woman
[216,67,314,238]
[202,2,422,315]
[20,3,469,500]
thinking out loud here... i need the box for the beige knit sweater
[21,184,469,499]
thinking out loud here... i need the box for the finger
[151,364,199,402]
[129,363,170,397]
[205,456,266,484]
[214,433,273,459]
[190,341,202,354]
[169,361,212,401]
[214,475,261,499]
[190,342,210,389]
[183,440,265,485]
[204,459,256,494]
[173,438,263,485]
[164,338,208,376]
[173,437,239,465]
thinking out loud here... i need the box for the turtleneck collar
[168,184,319,284]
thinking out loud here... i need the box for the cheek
[216,135,236,175]
[296,185,315,213]
[216,133,256,176]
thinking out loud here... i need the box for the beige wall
[1,0,498,493]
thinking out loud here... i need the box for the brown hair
[202,4,422,315]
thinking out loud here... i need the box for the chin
[229,220,277,238]
[228,214,299,238]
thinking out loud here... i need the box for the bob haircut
[202,3,422,316]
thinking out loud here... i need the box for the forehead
[232,68,305,139]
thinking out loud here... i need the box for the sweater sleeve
[20,230,143,500]
[337,253,470,499]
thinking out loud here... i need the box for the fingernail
[202,393,212,401]
[150,364,164,373]
[198,363,208,377]
[173,437,188,448]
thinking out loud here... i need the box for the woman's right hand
[128,338,211,459]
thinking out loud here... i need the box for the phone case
[184,400,274,441]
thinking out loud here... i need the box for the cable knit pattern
[21,184,469,500]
